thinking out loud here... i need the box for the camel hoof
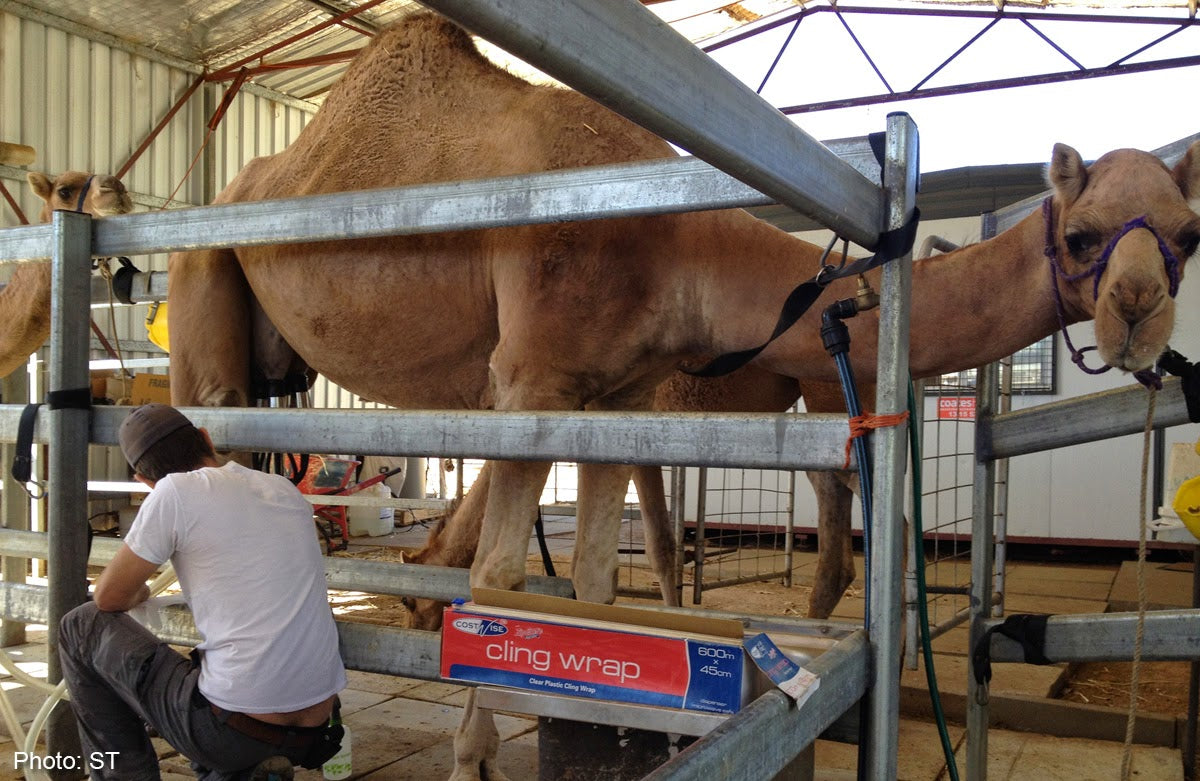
[481,760,512,781]
[447,760,511,781]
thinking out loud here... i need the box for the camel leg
[572,462,635,604]
[807,470,857,619]
[451,690,508,781]
[471,459,553,592]
[452,460,550,781]
[167,248,251,408]
[631,465,681,607]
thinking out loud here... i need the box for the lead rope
[1121,386,1157,780]
[96,260,132,381]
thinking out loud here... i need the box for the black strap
[11,389,92,492]
[535,507,556,578]
[1158,349,1200,423]
[47,387,93,410]
[683,208,920,378]
[971,613,1053,687]
[11,403,42,485]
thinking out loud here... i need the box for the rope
[842,411,909,469]
[96,260,132,380]
[1121,386,1157,779]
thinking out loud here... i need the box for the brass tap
[854,274,880,311]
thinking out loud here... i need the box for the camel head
[26,171,132,221]
[0,172,134,379]
[1047,141,1200,373]
[398,515,459,631]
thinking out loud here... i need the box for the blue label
[446,665,686,709]
[682,640,742,713]
[745,633,799,685]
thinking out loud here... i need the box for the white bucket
[348,482,394,537]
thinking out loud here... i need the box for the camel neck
[904,210,1060,380]
[719,208,1061,385]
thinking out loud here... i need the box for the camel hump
[333,12,497,93]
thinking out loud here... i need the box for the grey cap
[118,403,193,469]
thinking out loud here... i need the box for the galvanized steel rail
[0,405,858,472]
[421,0,885,249]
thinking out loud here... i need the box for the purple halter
[1043,196,1183,389]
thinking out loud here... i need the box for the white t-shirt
[124,461,346,714]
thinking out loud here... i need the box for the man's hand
[94,545,158,612]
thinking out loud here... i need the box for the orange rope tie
[843,411,910,469]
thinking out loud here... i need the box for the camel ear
[1048,143,1087,206]
[1172,140,1200,210]
[26,172,52,202]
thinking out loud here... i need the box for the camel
[149,16,1200,780]
[0,171,133,378]
[400,369,867,632]
[1,14,1195,780]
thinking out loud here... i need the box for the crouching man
[59,403,347,779]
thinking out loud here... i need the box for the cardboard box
[129,373,171,405]
[441,589,746,714]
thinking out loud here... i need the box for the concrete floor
[0,520,1190,780]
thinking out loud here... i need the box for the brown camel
[2,15,1194,780]
[400,369,868,632]
[0,171,133,377]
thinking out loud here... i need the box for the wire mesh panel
[690,466,794,604]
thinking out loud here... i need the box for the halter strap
[73,175,95,213]
[1042,196,1183,389]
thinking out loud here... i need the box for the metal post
[992,357,1013,618]
[784,469,794,589]
[1185,544,1200,780]
[46,210,94,766]
[1,367,30,647]
[692,467,708,605]
[671,466,686,608]
[904,379,926,671]
[863,111,918,780]
[966,360,1000,779]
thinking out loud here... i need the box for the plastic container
[322,719,352,780]
[348,482,394,537]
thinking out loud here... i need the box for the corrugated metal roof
[10,0,1196,105]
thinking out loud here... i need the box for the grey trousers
[58,602,309,780]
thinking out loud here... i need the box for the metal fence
[0,3,919,777]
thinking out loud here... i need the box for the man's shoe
[249,755,294,781]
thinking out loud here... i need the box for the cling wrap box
[440,600,745,714]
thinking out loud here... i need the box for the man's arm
[93,544,159,612]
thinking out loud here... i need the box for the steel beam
[863,111,919,781]
[419,0,884,248]
[0,581,444,680]
[967,361,1001,780]
[0,528,574,602]
[0,405,858,472]
[644,630,870,780]
[46,210,93,766]
[983,610,1200,663]
[979,376,1191,461]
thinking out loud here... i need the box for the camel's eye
[57,186,73,200]
[1065,230,1099,258]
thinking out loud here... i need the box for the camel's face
[1049,142,1200,372]
[402,595,447,631]
[27,171,133,222]
[397,534,452,630]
